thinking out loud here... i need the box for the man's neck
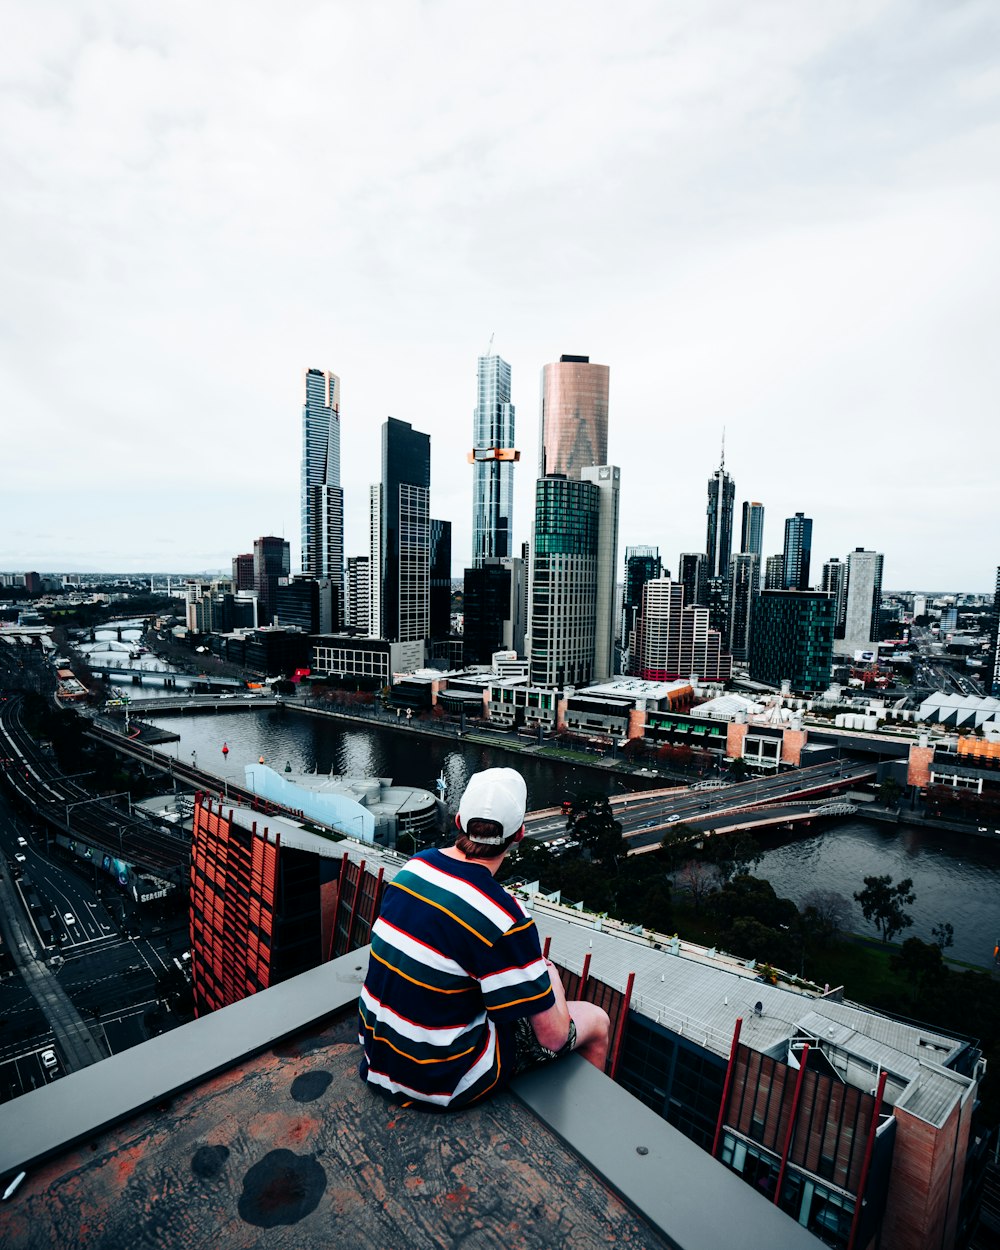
[438,844,505,876]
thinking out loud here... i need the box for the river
[142,703,1000,970]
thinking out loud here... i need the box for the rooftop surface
[0,954,818,1250]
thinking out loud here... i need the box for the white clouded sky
[2,0,998,589]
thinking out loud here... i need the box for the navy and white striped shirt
[359,849,555,1108]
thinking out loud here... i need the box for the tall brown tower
[538,354,609,479]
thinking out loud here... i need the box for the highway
[0,694,190,877]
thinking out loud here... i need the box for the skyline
[2,3,999,589]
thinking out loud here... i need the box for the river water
[142,702,1000,970]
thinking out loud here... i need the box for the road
[525,760,875,852]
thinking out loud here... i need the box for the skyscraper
[822,558,848,638]
[346,556,370,633]
[621,546,662,660]
[678,552,707,609]
[538,355,609,479]
[527,475,599,687]
[429,519,452,642]
[842,548,884,655]
[253,535,290,626]
[470,351,518,566]
[580,465,621,683]
[740,501,764,560]
[300,369,344,628]
[782,513,813,591]
[705,451,735,579]
[764,554,785,590]
[371,419,430,645]
[727,552,760,663]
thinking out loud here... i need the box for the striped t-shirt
[358,848,555,1108]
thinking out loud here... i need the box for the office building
[527,475,600,687]
[822,558,848,638]
[275,575,336,635]
[749,590,834,692]
[842,548,884,655]
[782,514,812,591]
[231,552,254,592]
[740,501,764,560]
[253,536,290,626]
[580,465,621,683]
[538,355,609,479]
[345,556,370,634]
[621,546,662,660]
[429,518,452,642]
[727,552,759,663]
[706,451,735,579]
[470,350,518,566]
[678,552,707,609]
[300,369,344,629]
[764,553,785,590]
[190,797,330,1015]
[463,558,526,664]
[371,418,430,646]
[632,577,732,682]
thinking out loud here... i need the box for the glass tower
[300,369,344,627]
[538,355,609,479]
[705,459,735,580]
[528,475,599,687]
[749,590,833,691]
[470,352,517,566]
[740,501,764,560]
[782,513,813,591]
[376,418,431,644]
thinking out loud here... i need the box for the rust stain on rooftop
[2,1016,672,1250]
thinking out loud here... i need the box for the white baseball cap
[457,768,527,845]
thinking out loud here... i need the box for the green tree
[853,874,915,943]
[727,757,750,782]
[566,794,625,872]
[891,937,945,1001]
[706,831,762,884]
[876,777,903,807]
[931,921,955,951]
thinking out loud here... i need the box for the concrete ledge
[0,950,369,1179]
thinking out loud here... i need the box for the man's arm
[528,958,572,1051]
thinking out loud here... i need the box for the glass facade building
[705,461,735,579]
[375,418,431,644]
[782,513,813,591]
[749,590,834,692]
[470,352,517,566]
[727,552,760,662]
[740,501,764,560]
[300,369,344,628]
[528,475,599,687]
[842,548,884,655]
[538,355,609,480]
[253,535,290,626]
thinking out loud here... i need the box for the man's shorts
[512,1017,578,1076]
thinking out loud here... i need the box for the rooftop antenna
[720,427,726,471]
[485,331,495,357]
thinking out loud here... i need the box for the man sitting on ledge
[359,767,610,1108]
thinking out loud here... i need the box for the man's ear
[455,814,462,831]
[514,827,525,843]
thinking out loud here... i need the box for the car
[667,814,681,823]
[17,836,27,847]
[41,1049,57,1069]
[14,852,26,862]
[63,912,76,925]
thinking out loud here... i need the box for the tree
[566,794,625,872]
[876,777,902,808]
[727,757,750,782]
[853,874,915,943]
[931,921,955,951]
[800,888,851,949]
[676,859,720,912]
[706,832,762,884]
[891,937,945,1000]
